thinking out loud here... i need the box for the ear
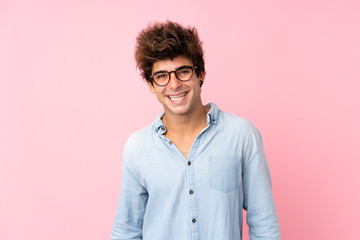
[198,70,206,86]
[198,70,205,80]
[147,81,156,94]
[200,80,204,87]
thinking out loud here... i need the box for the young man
[111,21,280,240]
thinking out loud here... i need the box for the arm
[111,145,148,240]
[242,131,281,240]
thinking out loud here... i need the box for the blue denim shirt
[111,103,280,240]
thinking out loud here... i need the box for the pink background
[1,0,360,239]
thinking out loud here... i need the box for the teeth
[169,93,186,100]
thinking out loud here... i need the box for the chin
[166,105,190,116]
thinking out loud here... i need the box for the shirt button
[189,190,194,194]
[169,141,172,145]
[212,118,215,123]
[161,126,165,131]
[192,218,196,223]
[187,161,191,166]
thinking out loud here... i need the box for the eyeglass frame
[150,65,198,87]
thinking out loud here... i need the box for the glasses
[151,65,197,87]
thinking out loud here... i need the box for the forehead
[152,56,193,73]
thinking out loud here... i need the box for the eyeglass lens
[153,66,194,86]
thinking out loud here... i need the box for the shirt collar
[205,102,219,125]
[154,111,166,134]
[154,102,220,134]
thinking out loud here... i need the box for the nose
[168,71,182,89]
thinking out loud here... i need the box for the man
[111,21,280,240]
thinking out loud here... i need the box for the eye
[154,73,168,80]
[178,69,191,75]
[176,66,192,76]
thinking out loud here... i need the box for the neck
[162,104,209,137]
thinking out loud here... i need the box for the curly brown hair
[135,21,205,85]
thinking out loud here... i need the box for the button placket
[186,140,201,239]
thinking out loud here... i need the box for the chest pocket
[209,155,240,193]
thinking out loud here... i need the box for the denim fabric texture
[111,103,280,240]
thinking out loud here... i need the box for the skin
[147,56,209,158]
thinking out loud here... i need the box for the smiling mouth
[167,92,187,100]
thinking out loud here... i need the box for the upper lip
[166,91,188,97]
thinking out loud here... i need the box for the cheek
[155,90,166,100]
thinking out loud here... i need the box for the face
[148,56,204,118]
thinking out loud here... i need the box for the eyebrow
[152,65,193,76]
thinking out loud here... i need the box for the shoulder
[219,110,260,137]
[217,109,266,166]
[121,121,157,176]
[123,121,155,155]
[208,102,259,136]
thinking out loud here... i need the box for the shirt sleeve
[242,130,281,240]
[111,140,148,240]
